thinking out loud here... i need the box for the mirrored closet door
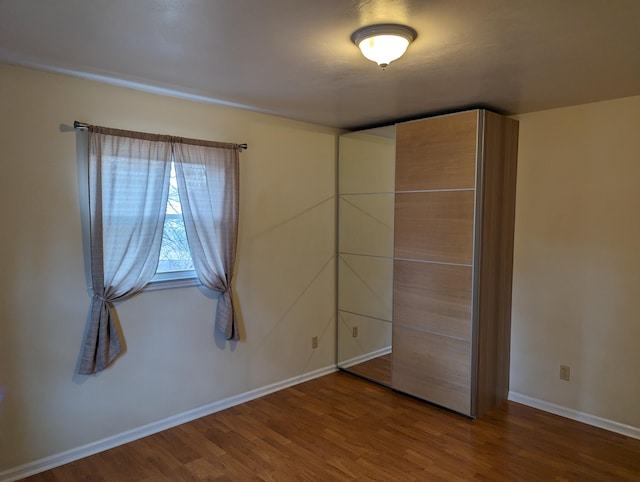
[336,126,395,386]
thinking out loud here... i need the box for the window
[79,125,241,374]
[153,161,196,284]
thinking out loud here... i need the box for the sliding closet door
[392,111,478,415]
[337,127,395,385]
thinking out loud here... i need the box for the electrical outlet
[352,326,358,338]
[311,336,318,349]
[560,365,570,381]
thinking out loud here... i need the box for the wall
[511,96,640,429]
[0,64,337,472]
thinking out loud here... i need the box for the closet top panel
[396,110,478,192]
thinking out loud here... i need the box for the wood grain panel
[394,260,472,340]
[474,111,519,417]
[396,111,478,191]
[392,325,472,415]
[394,190,475,264]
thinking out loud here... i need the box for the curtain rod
[73,121,248,151]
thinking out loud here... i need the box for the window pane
[157,162,194,273]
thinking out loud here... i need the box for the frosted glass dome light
[351,24,417,69]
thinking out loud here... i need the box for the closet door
[392,111,478,415]
[337,127,396,386]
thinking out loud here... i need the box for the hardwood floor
[23,372,640,481]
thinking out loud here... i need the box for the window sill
[145,271,199,291]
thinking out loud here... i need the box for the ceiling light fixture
[351,23,417,69]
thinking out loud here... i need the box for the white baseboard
[508,391,640,440]
[338,346,392,369]
[0,365,337,482]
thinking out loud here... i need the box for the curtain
[79,131,172,374]
[173,143,240,340]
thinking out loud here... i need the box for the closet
[392,109,518,417]
[337,109,518,418]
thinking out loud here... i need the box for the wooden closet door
[392,111,479,416]
[395,110,478,191]
[393,260,472,341]
[394,190,475,264]
[393,326,472,414]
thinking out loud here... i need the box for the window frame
[146,269,199,291]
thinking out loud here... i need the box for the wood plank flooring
[23,372,640,481]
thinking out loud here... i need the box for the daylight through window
[157,161,194,274]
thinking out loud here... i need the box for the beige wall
[511,96,640,428]
[0,64,337,470]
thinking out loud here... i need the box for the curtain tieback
[93,293,109,303]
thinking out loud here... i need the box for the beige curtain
[79,129,172,374]
[78,124,242,374]
[174,143,240,340]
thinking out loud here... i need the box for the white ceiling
[1,0,639,129]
